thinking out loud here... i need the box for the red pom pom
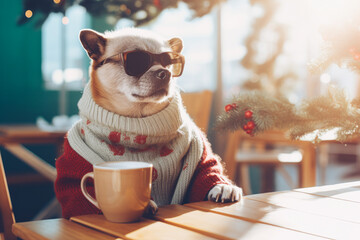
[244,110,253,119]
[247,121,255,130]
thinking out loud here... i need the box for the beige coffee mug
[81,161,152,223]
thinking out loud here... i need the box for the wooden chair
[1,151,120,239]
[181,90,213,133]
[0,153,16,240]
[317,141,360,185]
[224,130,305,195]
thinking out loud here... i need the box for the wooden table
[0,125,66,219]
[0,125,66,181]
[12,181,360,239]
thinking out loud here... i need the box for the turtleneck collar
[77,83,188,137]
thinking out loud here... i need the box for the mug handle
[80,172,100,209]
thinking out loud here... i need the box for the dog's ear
[79,29,106,60]
[168,37,183,53]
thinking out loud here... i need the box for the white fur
[104,28,170,55]
[96,28,176,106]
[208,184,243,203]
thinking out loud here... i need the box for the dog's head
[79,28,184,117]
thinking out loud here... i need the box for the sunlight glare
[277,0,360,45]
[52,68,83,84]
[300,128,339,141]
[320,73,331,84]
[62,16,69,25]
[278,151,302,163]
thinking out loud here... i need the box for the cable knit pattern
[67,84,204,206]
[55,83,231,218]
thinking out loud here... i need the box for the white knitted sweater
[67,84,204,206]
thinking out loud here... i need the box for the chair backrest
[0,153,16,240]
[223,131,242,180]
[181,90,213,133]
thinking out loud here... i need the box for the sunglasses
[100,50,185,77]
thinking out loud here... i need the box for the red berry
[246,130,252,134]
[244,110,253,119]
[225,104,233,112]
[247,121,255,130]
[225,103,237,112]
[243,125,249,130]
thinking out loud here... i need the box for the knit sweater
[54,84,231,218]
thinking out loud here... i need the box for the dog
[54,28,242,218]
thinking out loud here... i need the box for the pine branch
[215,88,360,142]
[215,91,300,134]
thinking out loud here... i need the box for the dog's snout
[156,69,171,81]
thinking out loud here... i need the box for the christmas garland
[18,0,224,27]
[215,87,360,142]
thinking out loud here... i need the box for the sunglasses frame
[100,50,185,77]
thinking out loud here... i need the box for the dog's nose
[155,69,171,81]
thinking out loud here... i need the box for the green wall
[0,1,92,221]
[0,1,116,221]
[0,1,82,124]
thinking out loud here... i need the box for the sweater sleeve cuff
[188,173,231,202]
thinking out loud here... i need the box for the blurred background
[1,0,360,222]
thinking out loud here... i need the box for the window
[117,2,217,92]
[42,5,90,90]
[220,0,358,101]
[41,0,358,100]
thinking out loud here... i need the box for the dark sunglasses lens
[125,51,151,76]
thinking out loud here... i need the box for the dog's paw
[207,184,243,203]
[143,200,158,217]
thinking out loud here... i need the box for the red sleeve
[54,137,101,219]
[185,133,232,203]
